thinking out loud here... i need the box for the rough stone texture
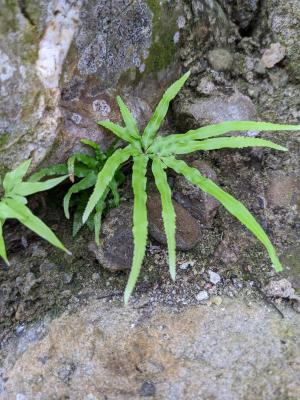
[173,160,219,224]
[266,173,300,209]
[0,0,186,172]
[173,91,257,133]
[207,48,233,72]
[264,0,300,81]
[89,203,134,272]
[219,0,259,30]
[1,297,299,399]
[261,43,286,69]
[148,193,200,251]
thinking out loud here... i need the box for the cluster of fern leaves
[29,139,125,244]
[1,71,300,304]
[0,159,69,265]
[81,71,300,303]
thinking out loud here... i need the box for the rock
[266,173,299,208]
[264,0,300,80]
[173,160,219,225]
[208,270,221,285]
[207,48,233,72]
[89,203,134,272]
[0,0,186,172]
[179,260,195,270]
[196,290,209,302]
[219,0,259,30]
[196,77,217,95]
[148,193,200,251]
[173,91,257,134]
[139,380,156,397]
[1,297,300,399]
[209,296,223,306]
[261,43,286,69]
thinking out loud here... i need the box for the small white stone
[177,15,186,29]
[139,63,146,73]
[179,261,195,270]
[196,290,209,302]
[208,270,221,285]
[173,31,180,44]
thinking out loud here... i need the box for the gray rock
[261,43,286,69]
[173,92,257,134]
[1,297,300,399]
[173,160,219,225]
[219,0,259,30]
[264,0,300,81]
[207,48,233,72]
[89,203,134,272]
[0,0,185,172]
[139,380,156,397]
[266,173,299,208]
[148,193,200,251]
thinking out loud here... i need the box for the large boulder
[0,0,187,172]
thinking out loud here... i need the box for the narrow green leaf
[29,164,69,182]
[3,159,32,194]
[109,178,120,207]
[83,145,134,223]
[116,96,140,140]
[0,218,9,266]
[163,157,282,272]
[72,208,84,237]
[161,137,287,156]
[124,155,148,304]
[150,121,300,152]
[29,164,91,182]
[14,175,68,196]
[2,199,70,255]
[97,120,134,144]
[152,156,176,280]
[142,71,191,149]
[63,173,97,219]
[80,138,106,161]
[94,190,109,245]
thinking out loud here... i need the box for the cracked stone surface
[0,296,299,399]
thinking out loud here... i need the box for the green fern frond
[124,155,148,304]
[152,156,176,280]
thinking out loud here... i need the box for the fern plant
[0,159,69,265]
[80,71,300,303]
[30,139,124,243]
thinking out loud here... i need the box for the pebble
[179,261,195,270]
[261,43,286,68]
[196,291,209,302]
[207,48,233,72]
[139,380,156,397]
[208,270,221,285]
[209,296,223,306]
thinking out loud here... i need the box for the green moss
[0,132,10,148]
[143,0,179,74]
[0,0,18,33]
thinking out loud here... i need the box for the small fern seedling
[82,71,300,303]
[30,139,125,243]
[0,159,69,265]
